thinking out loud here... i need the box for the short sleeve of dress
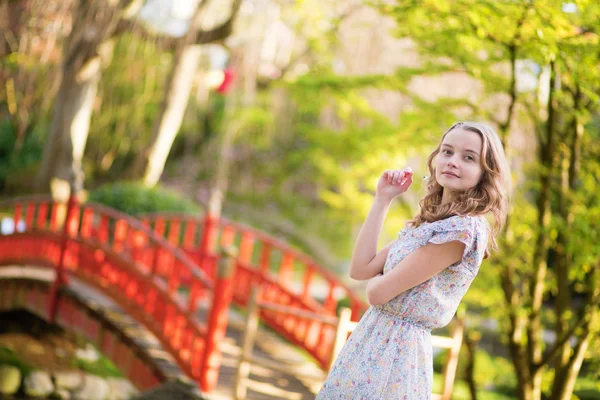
[427,215,478,260]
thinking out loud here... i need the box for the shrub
[0,346,33,375]
[88,181,201,216]
[0,120,45,195]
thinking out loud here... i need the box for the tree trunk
[131,0,208,187]
[0,0,28,58]
[131,0,245,187]
[550,87,582,398]
[207,96,239,219]
[35,0,127,197]
[549,258,599,399]
[464,329,479,400]
[36,39,115,197]
[525,60,558,400]
[37,39,115,197]
[132,43,203,186]
[551,332,591,400]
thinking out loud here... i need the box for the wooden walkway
[0,266,322,400]
[197,299,324,400]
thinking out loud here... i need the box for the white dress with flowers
[316,215,488,400]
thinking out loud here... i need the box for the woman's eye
[443,150,452,155]
[465,156,474,161]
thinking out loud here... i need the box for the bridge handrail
[140,212,341,278]
[0,233,210,385]
[139,212,369,316]
[85,203,212,288]
[0,196,212,290]
[0,197,238,391]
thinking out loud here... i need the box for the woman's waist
[372,304,432,331]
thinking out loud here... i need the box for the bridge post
[199,213,219,279]
[48,195,78,323]
[200,244,238,392]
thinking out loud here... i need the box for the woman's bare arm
[349,168,413,280]
[366,240,465,305]
[349,196,395,280]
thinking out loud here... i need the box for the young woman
[317,121,511,399]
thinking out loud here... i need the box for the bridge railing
[0,197,233,392]
[141,213,367,315]
[140,212,369,369]
[235,287,465,400]
[2,197,213,310]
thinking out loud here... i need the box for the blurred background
[0,0,599,399]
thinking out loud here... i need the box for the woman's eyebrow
[441,144,480,156]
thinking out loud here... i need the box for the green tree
[0,0,68,194]
[34,0,242,198]
[372,1,600,399]
[130,0,242,187]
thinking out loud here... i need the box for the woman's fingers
[382,170,389,183]
[382,168,412,185]
[402,173,413,188]
[399,169,411,184]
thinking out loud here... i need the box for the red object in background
[216,69,235,93]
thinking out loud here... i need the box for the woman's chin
[441,184,463,193]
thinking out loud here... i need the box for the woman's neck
[441,189,455,205]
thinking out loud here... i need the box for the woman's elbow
[367,293,384,306]
[349,271,366,280]
[366,287,385,306]
[348,266,370,281]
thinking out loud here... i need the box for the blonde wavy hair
[408,121,512,253]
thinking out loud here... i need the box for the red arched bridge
[0,196,368,393]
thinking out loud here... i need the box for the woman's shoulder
[399,214,488,238]
[430,214,478,226]
[427,214,489,237]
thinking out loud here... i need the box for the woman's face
[435,128,484,194]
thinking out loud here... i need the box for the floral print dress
[316,215,488,400]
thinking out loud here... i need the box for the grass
[574,375,600,400]
[0,342,122,379]
[432,373,600,400]
[71,347,123,378]
[433,373,517,399]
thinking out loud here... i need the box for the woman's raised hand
[376,168,413,200]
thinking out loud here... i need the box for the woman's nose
[447,157,458,168]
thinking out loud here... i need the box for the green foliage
[371,0,600,388]
[433,349,600,399]
[88,181,201,216]
[6,0,596,393]
[0,120,45,194]
[84,34,173,183]
[576,382,600,400]
[465,196,538,314]
[433,347,516,390]
[0,346,33,375]
[73,352,123,378]
[432,372,516,400]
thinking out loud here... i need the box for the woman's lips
[443,172,459,178]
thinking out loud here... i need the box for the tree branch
[114,0,242,50]
[498,43,517,141]
[259,3,363,88]
[526,58,557,375]
[498,2,529,140]
[521,99,545,144]
[535,258,600,374]
[193,0,242,44]
[534,311,586,374]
